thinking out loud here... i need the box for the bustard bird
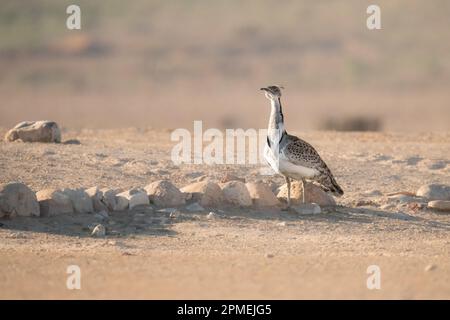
[261,85,343,207]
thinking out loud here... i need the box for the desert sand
[0,128,449,299]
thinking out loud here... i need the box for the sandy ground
[0,129,449,299]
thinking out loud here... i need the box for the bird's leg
[285,176,291,208]
[301,178,306,204]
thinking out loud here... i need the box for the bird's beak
[260,87,268,92]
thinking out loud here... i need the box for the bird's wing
[283,135,344,196]
[283,135,327,170]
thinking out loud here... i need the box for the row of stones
[0,178,335,218]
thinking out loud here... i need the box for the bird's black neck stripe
[278,98,284,122]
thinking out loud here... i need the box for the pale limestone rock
[36,189,73,216]
[246,182,279,207]
[221,181,252,207]
[61,188,94,213]
[116,188,149,210]
[181,181,223,207]
[4,120,61,143]
[416,184,450,201]
[277,181,335,206]
[0,182,40,217]
[427,200,450,212]
[145,180,185,207]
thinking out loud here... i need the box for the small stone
[424,264,437,272]
[427,200,450,212]
[276,221,287,227]
[116,188,149,210]
[181,181,223,207]
[246,182,279,207]
[36,189,73,216]
[0,182,40,218]
[113,193,129,211]
[221,181,252,207]
[91,224,106,237]
[185,202,205,212]
[61,188,94,213]
[265,253,274,258]
[86,187,108,213]
[4,120,61,143]
[293,203,321,215]
[277,181,335,207]
[100,188,120,211]
[206,211,218,219]
[145,180,185,207]
[416,184,450,201]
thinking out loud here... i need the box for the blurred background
[0,0,449,132]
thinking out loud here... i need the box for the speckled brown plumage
[284,134,343,195]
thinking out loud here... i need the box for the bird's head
[260,85,283,100]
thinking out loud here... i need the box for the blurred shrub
[319,116,382,132]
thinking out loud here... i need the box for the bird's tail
[318,174,344,197]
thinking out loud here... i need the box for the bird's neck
[267,98,286,146]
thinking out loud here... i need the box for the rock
[293,203,321,215]
[4,120,61,143]
[91,224,106,237]
[220,173,245,184]
[0,182,40,218]
[246,182,279,207]
[185,202,205,212]
[265,253,274,258]
[61,188,94,213]
[114,193,129,211]
[221,181,252,207]
[145,180,185,207]
[36,189,73,216]
[100,188,120,211]
[181,181,223,207]
[116,188,149,210]
[417,184,450,201]
[424,264,437,272]
[427,200,450,212]
[86,187,108,213]
[277,181,336,206]
[206,211,218,219]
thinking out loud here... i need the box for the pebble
[416,184,450,201]
[293,203,321,215]
[424,264,437,272]
[206,211,218,219]
[427,200,450,212]
[265,253,274,258]
[91,224,106,237]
